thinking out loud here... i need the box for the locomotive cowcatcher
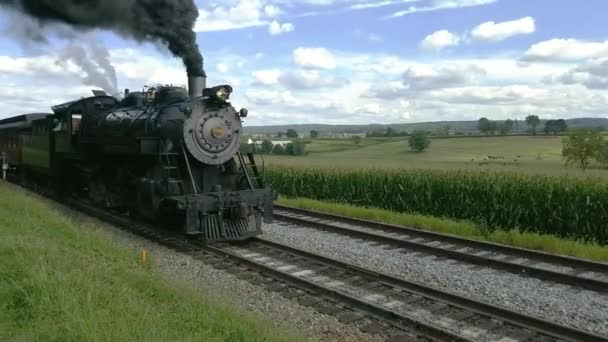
[0,76,274,242]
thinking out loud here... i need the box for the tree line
[477,115,569,135]
[241,139,306,156]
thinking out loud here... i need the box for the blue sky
[1,0,608,125]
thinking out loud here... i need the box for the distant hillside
[244,118,608,135]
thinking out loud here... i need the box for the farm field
[261,136,608,179]
[0,182,296,342]
[262,135,608,251]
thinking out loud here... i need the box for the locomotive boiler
[1,76,274,242]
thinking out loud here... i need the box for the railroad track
[64,198,606,342]
[274,205,608,293]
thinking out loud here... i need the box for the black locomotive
[0,76,274,242]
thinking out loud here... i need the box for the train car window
[72,114,82,134]
[52,116,67,132]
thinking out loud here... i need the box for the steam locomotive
[0,76,274,242]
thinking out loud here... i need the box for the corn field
[265,167,608,245]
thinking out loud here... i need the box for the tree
[561,129,605,171]
[499,119,514,135]
[525,115,540,135]
[352,135,362,145]
[272,144,285,155]
[477,117,491,134]
[386,127,396,137]
[260,139,273,154]
[555,119,568,133]
[292,139,306,155]
[488,121,498,135]
[277,132,284,138]
[597,142,608,167]
[285,142,295,155]
[310,130,319,138]
[544,120,554,134]
[286,129,298,138]
[408,130,431,152]
[544,119,568,135]
[240,143,254,154]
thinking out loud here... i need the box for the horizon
[242,117,608,129]
[1,0,607,125]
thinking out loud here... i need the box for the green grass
[0,182,299,342]
[262,136,608,178]
[278,197,608,262]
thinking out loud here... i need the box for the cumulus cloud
[245,89,298,106]
[268,20,294,35]
[522,38,608,61]
[279,69,348,89]
[293,47,337,69]
[195,0,289,35]
[252,69,282,85]
[362,103,381,114]
[195,1,269,32]
[420,30,461,50]
[419,16,535,51]
[554,58,608,89]
[402,64,485,90]
[363,81,408,100]
[217,63,230,73]
[429,85,548,105]
[471,16,535,42]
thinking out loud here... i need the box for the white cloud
[279,69,347,89]
[245,89,299,106]
[264,4,281,17]
[217,63,230,73]
[195,1,268,32]
[402,64,485,90]
[419,16,535,51]
[3,43,608,126]
[362,103,381,114]
[471,16,535,42]
[428,85,548,105]
[555,58,608,89]
[522,38,608,61]
[293,47,337,69]
[268,20,294,35]
[420,30,461,50]
[252,69,282,85]
[194,1,295,35]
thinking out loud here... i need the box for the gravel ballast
[262,221,608,337]
[85,218,396,342]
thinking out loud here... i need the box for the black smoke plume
[0,0,205,76]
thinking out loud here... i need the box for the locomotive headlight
[215,87,230,101]
[203,85,233,102]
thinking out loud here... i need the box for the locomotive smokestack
[188,76,205,98]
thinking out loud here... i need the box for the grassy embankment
[278,197,608,262]
[0,182,298,342]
